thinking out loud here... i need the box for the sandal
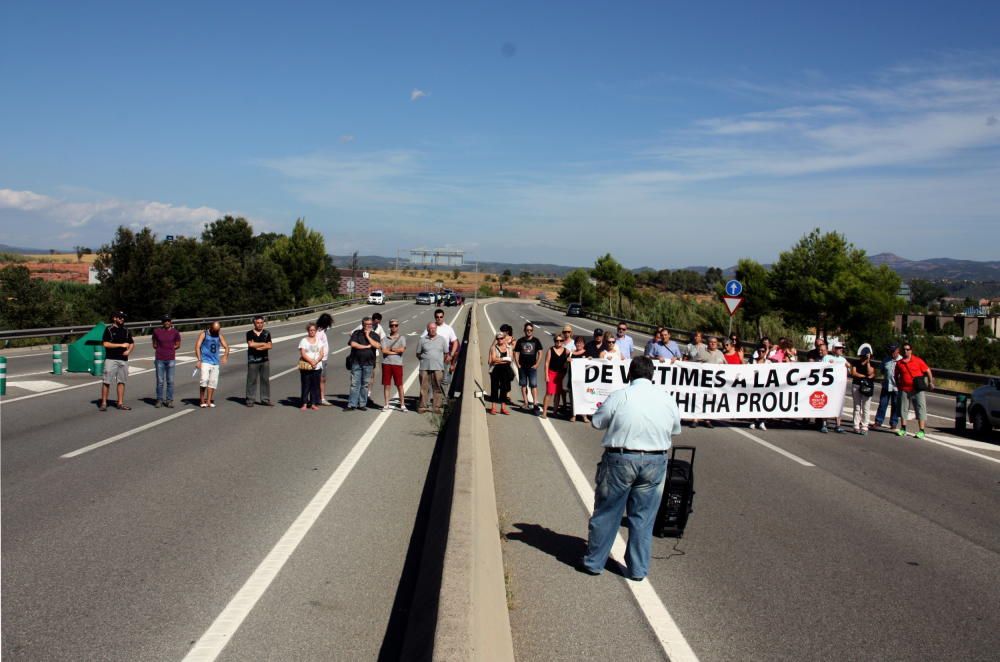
[98,402,107,412]
[117,403,132,411]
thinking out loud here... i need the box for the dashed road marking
[61,410,194,458]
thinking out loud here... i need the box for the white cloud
[339,134,355,143]
[410,88,427,102]
[0,188,242,248]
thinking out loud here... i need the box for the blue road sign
[725,279,743,296]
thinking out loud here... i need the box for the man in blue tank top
[195,321,230,408]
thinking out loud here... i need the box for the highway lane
[482,300,1000,661]
[2,301,465,661]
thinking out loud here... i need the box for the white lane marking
[921,434,1000,465]
[726,426,816,467]
[61,410,194,458]
[6,379,65,392]
[482,304,698,661]
[182,305,465,662]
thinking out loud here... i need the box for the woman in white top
[299,323,326,411]
[600,336,623,361]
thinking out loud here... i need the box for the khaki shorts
[102,359,129,386]
[200,364,220,389]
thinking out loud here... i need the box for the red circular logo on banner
[809,391,828,409]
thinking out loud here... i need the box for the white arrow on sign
[722,295,744,316]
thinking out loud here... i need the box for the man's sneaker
[704,421,714,429]
[915,430,926,439]
[164,400,174,408]
[896,429,906,437]
[759,422,767,431]
[834,426,844,434]
[820,425,829,434]
[155,400,163,408]
[246,400,254,407]
[749,423,756,430]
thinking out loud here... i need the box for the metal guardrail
[0,293,418,343]
[537,300,997,388]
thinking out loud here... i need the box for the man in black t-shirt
[99,310,135,411]
[584,328,606,359]
[514,322,544,413]
[245,315,273,406]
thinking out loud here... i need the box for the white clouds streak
[410,88,427,102]
[0,188,235,247]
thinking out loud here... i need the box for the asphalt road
[2,300,466,661]
[481,300,1000,662]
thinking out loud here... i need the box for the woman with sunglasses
[600,335,623,361]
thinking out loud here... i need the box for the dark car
[566,303,583,316]
[443,292,464,306]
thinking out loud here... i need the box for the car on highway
[367,290,385,305]
[415,291,435,305]
[443,292,464,306]
[566,303,583,316]
[968,377,1000,437]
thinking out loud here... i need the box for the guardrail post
[955,394,968,431]
[92,346,105,376]
[52,344,63,375]
[0,356,6,395]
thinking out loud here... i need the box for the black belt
[605,447,668,455]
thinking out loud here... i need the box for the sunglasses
[389,323,399,326]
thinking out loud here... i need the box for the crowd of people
[96,307,462,415]
[484,319,937,438]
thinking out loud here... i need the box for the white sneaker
[398,404,408,412]
[759,422,767,431]
[749,423,756,429]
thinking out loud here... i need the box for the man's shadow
[506,523,587,568]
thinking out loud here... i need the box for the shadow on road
[506,523,587,569]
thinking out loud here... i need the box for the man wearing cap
[151,315,181,408]
[578,357,681,581]
[245,315,273,406]
[874,344,902,430]
[820,342,849,433]
[99,311,135,411]
[584,328,605,358]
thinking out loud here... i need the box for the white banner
[570,359,847,420]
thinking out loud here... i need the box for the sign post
[722,280,744,335]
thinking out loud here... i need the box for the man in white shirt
[421,308,459,369]
[578,357,682,582]
[614,322,634,358]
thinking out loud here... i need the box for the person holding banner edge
[577,356,681,581]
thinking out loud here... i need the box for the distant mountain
[868,253,1000,282]
[0,243,62,255]
[329,255,582,276]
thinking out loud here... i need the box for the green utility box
[68,323,107,374]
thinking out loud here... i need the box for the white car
[367,290,385,305]
[968,377,1000,437]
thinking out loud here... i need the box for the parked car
[566,303,583,316]
[367,290,385,305]
[443,292,464,306]
[968,377,1000,437]
[415,291,435,305]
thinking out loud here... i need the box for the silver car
[968,377,1000,437]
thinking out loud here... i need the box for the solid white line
[725,426,816,467]
[921,434,1000,465]
[483,302,698,661]
[61,410,193,458]
[182,305,465,662]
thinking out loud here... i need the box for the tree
[74,245,92,263]
[202,216,255,262]
[769,229,901,342]
[93,226,159,318]
[704,267,724,290]
[452,268,461,280]
[0,265,60,329]
[264,218,327,304]
[559,269,597,307]
[734,258,773,338]
[908,279,948,308]
[591,253,627,314]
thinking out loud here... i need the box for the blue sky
[2,1,998,269]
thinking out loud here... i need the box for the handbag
[298,359,313,371]
[345,354,353,371]
[912,375,929,392]
[859,378,874,397]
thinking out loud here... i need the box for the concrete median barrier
[433,302,515,661]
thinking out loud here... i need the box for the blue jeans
[874,385,900,427]
[155,359,175,401]
[349,363,373,408]
[582,451,668,579]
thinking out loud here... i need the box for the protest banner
[570,358,846,419]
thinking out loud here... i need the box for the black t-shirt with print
[246,329,272,363]
[514,336,543,370]
[102,324,134,361]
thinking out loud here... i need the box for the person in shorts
[99,311,135,411]
[380,319,407,411]
[195,322,229,408]
[514,322,544,413]
[894,343,935,439]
